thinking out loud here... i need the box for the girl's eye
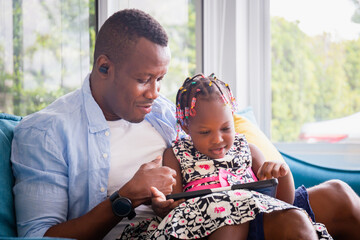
[221,127,230,131]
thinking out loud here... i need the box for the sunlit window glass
[0,0,95,115]
[271,0,360,144]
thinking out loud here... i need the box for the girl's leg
[263,209,317,240]
[208,222,249,240]
[307,179,360,240]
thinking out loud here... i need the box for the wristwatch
[109,191,136,220]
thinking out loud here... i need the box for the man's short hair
[93,9,168,65]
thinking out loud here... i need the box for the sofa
[0,113,71,239]
[233,111,360,195]
[281,151,360,194]
[1,112,359,238]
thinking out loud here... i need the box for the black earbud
[99,66,108,74]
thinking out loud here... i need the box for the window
[270,0,360,165]
[102,0,200,102]
[0,0,95,115]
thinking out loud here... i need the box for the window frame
[204,0,360,160]
[268,0,360,160]
[97,0,360,162]
[202,0,271,137]
[98,0,271,134]
[97,0,203,75]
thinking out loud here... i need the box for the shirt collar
[82,74,109,133]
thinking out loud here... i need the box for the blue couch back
[0,113,22,237]
[281,151,360,195]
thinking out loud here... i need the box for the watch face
[113,198,132,217]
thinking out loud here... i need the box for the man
[12,9,176,240]
[11,8,360,240]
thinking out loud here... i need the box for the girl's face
[182,96,235,159]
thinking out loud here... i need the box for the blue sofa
[281,151,360,195]
[0,113,20,238]
[1,112,359,238]
[0,113,71,239]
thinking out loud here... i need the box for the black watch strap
[109,191,121,201]
[127,207,136,220]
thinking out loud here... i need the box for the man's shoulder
[149,95,176,121]
[16,90,83,132]
[154,95,175,110]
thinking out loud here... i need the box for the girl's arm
[249,143,295,204]
[151,148,185,218]
[163,148,184,195]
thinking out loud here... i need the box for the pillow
[236,106,258,126]
[0,113,22,237]
[233,113,284,162]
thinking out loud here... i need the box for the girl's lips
[210,147,226,157]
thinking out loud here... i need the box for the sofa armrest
[0,113,22,237]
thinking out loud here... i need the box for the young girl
[120,74,331,240]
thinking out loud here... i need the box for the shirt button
[100,187,105,193]
[105,131,110,136]
[103,153,108,159]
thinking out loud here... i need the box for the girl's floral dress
[120,134,332,239]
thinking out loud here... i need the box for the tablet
[166,178,278,200]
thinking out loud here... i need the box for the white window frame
[203,0,271,137]
[97,1,360,164]
[97,0,204,82]
[204,1,359,164]
[98,0,272,136]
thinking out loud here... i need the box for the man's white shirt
[104,119,167,239]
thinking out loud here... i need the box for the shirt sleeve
[11,125,69,237]
[146,95,177,147]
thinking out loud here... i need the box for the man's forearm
[44,199,121,240]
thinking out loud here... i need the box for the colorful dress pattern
[120,134,332,239]
[178,134,257,192]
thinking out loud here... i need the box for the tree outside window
[0,0,96,116]
[271,0,360,143]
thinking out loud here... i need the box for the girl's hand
[150,187,185,218]
[256,161,290,180]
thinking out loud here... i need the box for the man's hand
[150,187,184,218]
[120,156,177,208]
[257,161,290,180]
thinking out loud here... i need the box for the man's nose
[145,80,160,100]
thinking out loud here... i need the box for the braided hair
[175,73,237,139]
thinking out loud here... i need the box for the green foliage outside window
[0,0,96,116]
[2,0,359,144]
[0,0,195,116]
[271,16,360,142]
[158,0,197,102]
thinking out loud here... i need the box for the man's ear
[96,55,111,75]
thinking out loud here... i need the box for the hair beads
[190,96,197,117]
